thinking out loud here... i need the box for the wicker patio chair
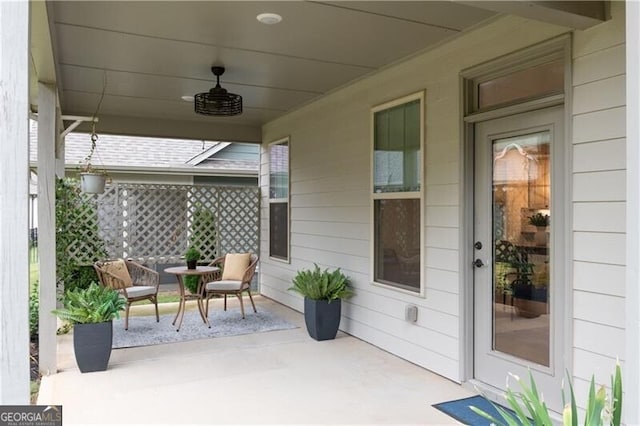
[94,259,160,330]
[204,253,258,319]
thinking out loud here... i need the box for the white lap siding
[571,1,627,400]
[260,5,626,384]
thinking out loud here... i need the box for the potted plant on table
[289,264,354,341]
[52,283,125,373]
[528,212,549,246]
[184,246,201,270]
[184,246,202,294]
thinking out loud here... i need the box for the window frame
[268,137,290,263]
[370,91,425,296]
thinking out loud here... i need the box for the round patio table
[164,265,220,331]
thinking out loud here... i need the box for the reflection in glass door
[492,132,550,366]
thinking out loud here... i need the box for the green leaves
[184,275,200,294]
[611,362,623,426]
[184,246,201,262]
[471,363,623,426]
[288,264,354,301]
[55,178,107,294]
[52,282,125,324]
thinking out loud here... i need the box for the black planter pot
[513,282,547,302]
[304,298,341,341]
[186,260,197,269]
[513,282,548,318]
[73,321,113,373]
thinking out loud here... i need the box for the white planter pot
[80,173,106,194]
[535,227,548,246]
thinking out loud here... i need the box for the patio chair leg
[238,293,245,319]
[247,290,257,313]
[153,296,159,322]
[125,303,131,330]
[224,294,227,311]
[205,294,210,317]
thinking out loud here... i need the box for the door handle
[473,259,485,268]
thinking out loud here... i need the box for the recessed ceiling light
[181,95,194,102]
[257,13,282,25]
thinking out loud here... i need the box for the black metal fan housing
[194,66,243,116]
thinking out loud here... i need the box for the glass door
[473,106,564,412]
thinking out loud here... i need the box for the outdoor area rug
[433,395,517,426]
[112,308,297,349]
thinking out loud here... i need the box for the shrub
[55,178,107,296]
[184,275,200,294]
[29,281,39,339]
[64,265,100,294]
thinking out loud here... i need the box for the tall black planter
[304,298,341,341]
[73,321,113,373]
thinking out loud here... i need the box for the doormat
[112,308,297,349]
[432,395,518,426]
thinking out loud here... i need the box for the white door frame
[458,36,573,407]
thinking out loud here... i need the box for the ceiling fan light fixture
[194,66,243,116]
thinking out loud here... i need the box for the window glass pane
[492,131,551,366]
[374,100,421,193]
[375,109,389,151]
[374,198,420,292]
[269,142,288,199]
[269,202,288,260]
[478,59,564,110]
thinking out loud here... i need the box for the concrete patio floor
[38,296,473,424]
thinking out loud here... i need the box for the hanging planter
[79,124,110,194]
[79,72,109,195]
[80,172,107,194]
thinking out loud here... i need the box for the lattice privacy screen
[72,183,259,266]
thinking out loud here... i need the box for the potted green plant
[511,260,547,318]
[289,264,354,341]
[528,212,550,227]
[52,283,125,373]
[528,212,550,246]
[184,246,201,270]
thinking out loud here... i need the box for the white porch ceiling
[38,1,497,142]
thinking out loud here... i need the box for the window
[372,93,424,294]
[268,138,289,261]
[477,59,564,110]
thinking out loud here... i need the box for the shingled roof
[29,121,258,174]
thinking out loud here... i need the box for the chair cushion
[221,253,251,281]
[205,280,245,291]
[102,259,133,287]
[124,285,156,298]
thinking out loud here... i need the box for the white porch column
[37,83,58,375]
[0,0,31,404]
[626,1,640,424]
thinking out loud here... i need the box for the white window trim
[268,136,290,263]
[370,91,425,297]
